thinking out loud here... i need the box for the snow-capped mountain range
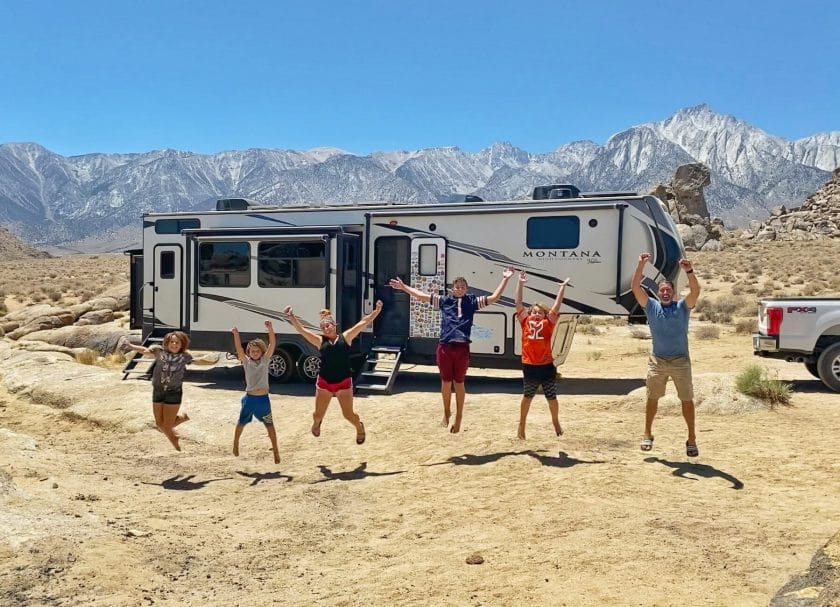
[0,104,837,250]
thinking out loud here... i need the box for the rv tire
[297,353,320,383]
[268,349,295,383]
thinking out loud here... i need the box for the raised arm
[631,253,650,307]
[389,276,431,302]
[231,327,246,362]
[284,306,322,349]
[264,320,277,357]
[123,340,155,357]
[486,267,515,305]
[548,278,570,321]
[680,259,701,309]
[515,271,527,317]
[343,300,384,345]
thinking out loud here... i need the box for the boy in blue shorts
[390,268,514,433]
[231,321,280,463]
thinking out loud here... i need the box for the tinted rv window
[160,251,175,279]
[526,217,580,249]
[198,242,251,287]
[418,244,437,276]
[155,218,201,234]
[257,241,326,288]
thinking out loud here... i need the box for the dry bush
[734,318,758,334]
[577,324,600,335]
[75,349,99,365]
[694,325,721,340]
[585,351,603,361]
[735,365,791,406]
[577,315,592,325]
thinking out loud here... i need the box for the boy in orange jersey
[515,271,569,439]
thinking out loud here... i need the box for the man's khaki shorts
[646,355,694,401]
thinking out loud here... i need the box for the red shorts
[316,376,353,394]
[436,342,470,383]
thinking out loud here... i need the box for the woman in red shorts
[285,301,383,444]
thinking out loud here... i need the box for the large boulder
[6,311,76,340]
[672,163,712,218]
[19,325,129,355]
[76,309,115,326]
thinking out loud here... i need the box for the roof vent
[532,184,581,200]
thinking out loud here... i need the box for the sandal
[686,442,699,457]
[355,422,366,445]
[640,436,654,452]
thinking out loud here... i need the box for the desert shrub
[694,325,720,340]
[577,315,592,325]
[47,289,62,302]
[75,349,99,365]
[735,365,791,406]
[585,351,603,361]
[577,324,600,335]
[734,318,758,335]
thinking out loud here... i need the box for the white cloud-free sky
[1,0,837,156]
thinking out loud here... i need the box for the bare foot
[233,443,239,457]
[174,413,190,428]
[167,434,181,452]
[311,419,322,437]
[553,420,564,436]
[441,413,451,428]
[517,425,526,440]
[273,451,280,464]
[450,419,462,434]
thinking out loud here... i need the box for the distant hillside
[0,226,50,259]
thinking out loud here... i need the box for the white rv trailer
[126,188,686,391]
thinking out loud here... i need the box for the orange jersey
[519,314,555,365]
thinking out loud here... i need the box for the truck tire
[268,348,296,383]
[804,362,820,378]
[816,342,840,392]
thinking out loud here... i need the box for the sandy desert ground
[1,242,840,606]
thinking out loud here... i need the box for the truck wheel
[816,342,840,392]
[804,362,820,378]
[268,349,295,383]
[297,354,320,383]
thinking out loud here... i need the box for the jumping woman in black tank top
[285,301,383,444]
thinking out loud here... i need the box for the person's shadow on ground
[644,457,744,489]
[525,450,607,468]
[236,471,294,486]
[143,475,232,491]
[311,462,405,484]
[423,451,532,467]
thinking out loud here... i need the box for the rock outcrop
[771,530,840,607]
[651,163,724,251]
[743,168,840,242]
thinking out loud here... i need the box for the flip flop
[640,436,654,452]
[686,442,699,457]
[355,422,366,445]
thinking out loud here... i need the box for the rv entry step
[355,344,404,395]
[121,335,164,380]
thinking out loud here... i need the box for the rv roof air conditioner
[532,184,581,200]
[215,198,278,211]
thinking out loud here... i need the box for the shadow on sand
[423,450,532,467]
[644,457,744,490]
[525,450,607,468]
[237,471,294,486]
[311,462,406,484]
[143,474,232,491]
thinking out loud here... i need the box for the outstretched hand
[502,266,515,279]
[388,277,405,291]
[265,320,274,331]
[283,305,293,317]
[560,277,571,286]
[518,270,528,284]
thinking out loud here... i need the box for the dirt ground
[1,316,839,606]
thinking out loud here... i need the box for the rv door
[152,244,183,329]
[409,237,446,337]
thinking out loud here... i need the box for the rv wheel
[268,349,295,383]
[297,354,320,383]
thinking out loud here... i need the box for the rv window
[155,218,201,234]
[418,244,438,276]
[198,242,251,287]
[160,251,175,279]
[257,241,326,288]
[526,216,580,249]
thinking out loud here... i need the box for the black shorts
[522,363,558,399]
[152,387,183,405]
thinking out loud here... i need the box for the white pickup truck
[753,298,840,392]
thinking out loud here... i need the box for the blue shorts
[238,394,273,426]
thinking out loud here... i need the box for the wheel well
[278,343,303,361]
[816,333,840,355]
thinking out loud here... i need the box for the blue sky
[1,0,837,156]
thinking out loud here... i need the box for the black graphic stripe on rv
[197,293,319,330]
[526,287,607,316]
[247,213,297,226]
[375,223,538,270]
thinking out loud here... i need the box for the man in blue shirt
[390,268,514,433]
[631,252,701,457]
